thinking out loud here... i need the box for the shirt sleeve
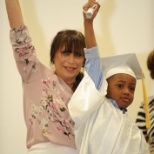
[84,46,103,90]
[10,26,40,83]
[135,101,147,139]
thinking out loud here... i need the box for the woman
[5,0,85,153]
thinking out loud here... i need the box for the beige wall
[1,0,154,153]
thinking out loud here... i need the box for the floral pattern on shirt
[31,77,74,138]
[11,26,40,81]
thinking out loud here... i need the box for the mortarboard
[100,53,142,80]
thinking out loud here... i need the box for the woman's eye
[74,52,82,57]
[61,50,70,56]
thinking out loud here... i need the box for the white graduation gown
[68,71,149,154]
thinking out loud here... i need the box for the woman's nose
[68,54,75,63]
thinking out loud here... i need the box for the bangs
[65,41,85,56]
[59,31,85,56]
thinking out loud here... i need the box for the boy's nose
[123,89,130,95]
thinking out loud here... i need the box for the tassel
[141,70,151,128]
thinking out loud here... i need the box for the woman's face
[106,73,136,109]
[53,46,84,84]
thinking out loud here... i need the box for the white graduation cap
[101,53,151,128]
[100,53,142,80]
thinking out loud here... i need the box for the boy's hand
[83,0,100,20]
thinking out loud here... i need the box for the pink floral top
[10,26,75,148]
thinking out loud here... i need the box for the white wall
[0,0,154,153]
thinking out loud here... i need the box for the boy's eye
[117,84,123,88]
[129,87,135,92]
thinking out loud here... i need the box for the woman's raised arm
[5,0,24,28]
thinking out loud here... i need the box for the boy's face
[106,73,136,109]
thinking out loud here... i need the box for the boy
[68,0,149,153]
